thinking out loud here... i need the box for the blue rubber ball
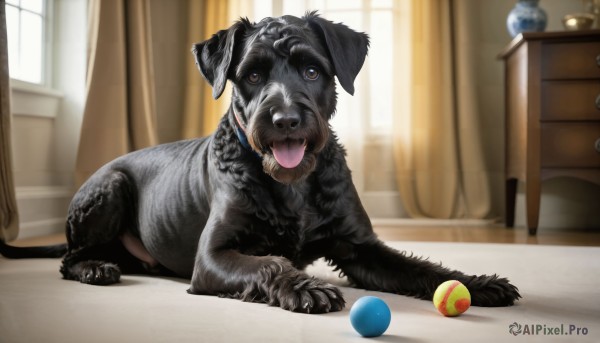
[349,296,391,337]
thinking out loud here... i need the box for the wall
[11,0,193,239]
[11,0,87,238]
[474,0,600,229]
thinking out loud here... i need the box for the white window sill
[10,79,63,119]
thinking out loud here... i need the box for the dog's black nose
[272,112,301,131]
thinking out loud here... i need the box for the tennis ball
[433,280,471,317]
[349,296,391,337]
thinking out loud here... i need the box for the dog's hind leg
[60,170,143,285]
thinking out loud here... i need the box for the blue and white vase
[506,0,547,37]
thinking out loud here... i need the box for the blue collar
[235,126,253,151]
[232,109,261,158]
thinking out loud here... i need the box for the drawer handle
[597,55,600,67]
[596,138,600,153]
[597,94,600,110]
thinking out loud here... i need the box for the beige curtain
[393,0,491,219]
[0,2,18,241]
[75,0,158,187]
[182,0,232,139]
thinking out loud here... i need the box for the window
[306,0,395,131]
[5,0,48,84]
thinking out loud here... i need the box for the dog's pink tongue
[272,140,305,169]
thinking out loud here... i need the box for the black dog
[0,13,519,313]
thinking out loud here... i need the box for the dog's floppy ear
[307,13,369,95]
[192,20,247,99]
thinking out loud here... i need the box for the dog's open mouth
[270,138,307,169]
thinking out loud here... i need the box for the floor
[4,241,599,343]
[12,224,600,247]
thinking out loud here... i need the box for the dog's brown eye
[247,72,262,84]
[303,66,319,81]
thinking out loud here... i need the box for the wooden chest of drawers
[499,31,600,235]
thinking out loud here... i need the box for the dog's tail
[0,240,67,259]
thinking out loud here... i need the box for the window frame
[7,0,62,119]
[5,0,53,87]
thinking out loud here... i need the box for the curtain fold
[0,2,19,241]
[75,0,158,187]
[451,0,492,219]
[393,0,491,219]
[181,0,231,139]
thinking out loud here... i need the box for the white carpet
[1,241,599,343]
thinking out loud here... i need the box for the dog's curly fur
[0,13,520,313]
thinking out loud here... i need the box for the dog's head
[193,12,369,184]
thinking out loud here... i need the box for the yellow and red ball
[433,280,471,317]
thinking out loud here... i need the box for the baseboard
[15,186,73,239]
[16,186,73,199]
[362,191,406,218]
[371,218,499,227]
[18,218,66,239]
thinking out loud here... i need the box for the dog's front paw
[77,260,121,285]
[466,274,521,307]
[269,272,345,313]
